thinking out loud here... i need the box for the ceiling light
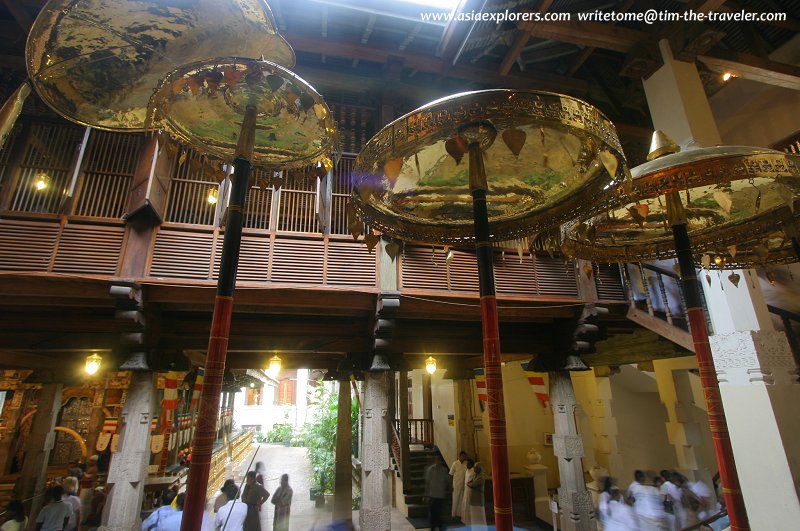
[207,188,219,204]
[267,355,282,378]
[425,356,437,374]
[722,72,733,81]
[85,353,102,375]
[34,173,49,191]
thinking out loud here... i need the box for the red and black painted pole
[468,140,513,530]
[668,191,749,531]
[180,106,256,531]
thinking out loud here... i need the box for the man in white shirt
[36,486,73,531]
[690,479,714,521]
[660,469,684,530]
[448,451,467,521]
[215,484,248,531]
[628,472,667,529]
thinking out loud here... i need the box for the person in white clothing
[448,451,468,521]
[461,459,476,522]
[659,470,684,530]
[597,476,613,526]
[604,489,638,531]
[689,480,714,521]
[0,500,27,531]
[215,483,248,531]
[629,473,667,530]
[61,477,81,531]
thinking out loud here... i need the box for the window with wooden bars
[73,130,142,219]
[7,122,83,214]
[276,168,320,234]
[275,378,296,406]
[165,147,219,225]
[330,155,362,236]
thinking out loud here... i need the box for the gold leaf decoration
[583,263,593,279]
[766,270,777,285]
[178,149,187,168]
[701,254,711,268]
[672,263,681,277]
[727,245,737,258]
[501,128,527,157]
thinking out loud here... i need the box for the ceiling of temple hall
[1,0,799,134]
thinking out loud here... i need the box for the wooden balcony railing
[395,418,433,446]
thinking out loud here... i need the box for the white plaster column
[550,371,596,531]
[359,372,391,530]
[570,370,623,477]
[703,275,800,528]
[653,357,715,486]
[99,372,157,531]
[642,39,722,150]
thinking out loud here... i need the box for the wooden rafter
[498,0,555,75]
[567,0,635,77]
[698,51,800,90]
[518,20,647,53]
[286,34,589,94]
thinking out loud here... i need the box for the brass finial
[647,130,680,161]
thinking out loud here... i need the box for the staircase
[393,446,453,521]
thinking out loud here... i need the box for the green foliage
[254,430,267,443]
[302,385,339,494]
[265,423,294,444]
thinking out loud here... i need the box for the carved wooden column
[15,383,63,525]
[333,379,353,523]
[454,379,477,459]
[360,372,391,530]
[397,370,410,490]
[99,372,156,530]
[0,385,28,474]
[550,371,595,531]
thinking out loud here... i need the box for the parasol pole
[468,139,514,530]
[180,105,257,531]
[667,191,749,531]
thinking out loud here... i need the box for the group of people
[1,456,106,531]
[424,450,487,531]
[139,461,293,531]
[598,470,724,530]
[212,462,293,531]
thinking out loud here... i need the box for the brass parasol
[562,145,800,269]
[26,0,295,132]
[352,89,628,530]
[352,89,629,244]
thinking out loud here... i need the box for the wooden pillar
[550,371,595,531]
[454,379,477,459]
[387,373,396,442]
[398,370,410,489]
[359,372,391,531]
[99,372,156,531]
[333,380,353,523]
[84,387,106,462]
[0,387,28,474]
[422,373,433,422]
[15,383,63,527]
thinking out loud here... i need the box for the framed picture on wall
[543,432,554,446]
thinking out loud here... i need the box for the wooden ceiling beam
[286,33,589,94]
[518,20,648,54]
[498,0,555,75]
[698,51,800,90]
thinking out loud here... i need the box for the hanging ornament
[445,137,467,165]
[717,270,724,290]
[728,272,741,288]
[383,158,403,186]
[713,254,725,267]
[727,245,737,258]
[364,234,380,252]
[598,151,619,180]
[713,190,733,214]
[384,241,400,260]
[628,203,648,228]
[502,128,527,157]
[583,263,593,279]
[672,263,681,277]
[766,270,777,285]
[701,254,712,269]
[516,241,524,263]
[705,272,712,286]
